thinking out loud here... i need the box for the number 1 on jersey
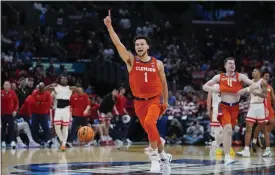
[144,72,148,83]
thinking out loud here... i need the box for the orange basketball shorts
[218,102,239,128]
[134,95,162,144]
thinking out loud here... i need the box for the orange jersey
[219,72,243,93]
[129,57,162,98]
[266,84,273,108]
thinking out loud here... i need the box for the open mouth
[137,50,143,54]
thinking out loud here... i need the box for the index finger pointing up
[108,9,111,17]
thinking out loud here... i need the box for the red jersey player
[104,10,172,173]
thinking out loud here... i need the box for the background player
[252,71,275,157]
[46,75,79,151]
[203,57,259,165]
[237,69,268,157]
[104,10,171,173]
[207,83,223,156]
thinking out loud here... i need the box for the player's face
[252,69,260,79]
[135,39,149,57]
[225,60,235,72]
[112,89,118,97]
[60,76,68,85]
[263,73,270,82]
[120,88,126,94]
[3,81,11,91]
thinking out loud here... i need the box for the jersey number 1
[144,72,148,83]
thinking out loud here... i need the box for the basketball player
[203,57,259,165]
[237,69,268,157]
[252,71,275,157]
[207,84,223,156]
[45,75,79,151]
[104,10,171,172]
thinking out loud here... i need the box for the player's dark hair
[262,70,270,77]
[133,35,151,46]
[224,57,235,65]
[75,83,82,88]
[119,86,125,91]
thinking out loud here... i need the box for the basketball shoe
[150,153,161,173]
[237,148,250,157]
[224,154,236,165]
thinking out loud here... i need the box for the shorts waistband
[134,94,160,101]
[221,101,239,106]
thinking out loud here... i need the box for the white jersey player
[237,69,268,157]
[46,75,79,151]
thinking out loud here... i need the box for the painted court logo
[11,158,275,174]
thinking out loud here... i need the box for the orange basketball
[77,126,95,143]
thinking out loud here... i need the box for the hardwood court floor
[1,145,275,174]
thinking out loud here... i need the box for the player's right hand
[104,10,112,28]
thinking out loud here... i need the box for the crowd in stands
[1,2,275,148]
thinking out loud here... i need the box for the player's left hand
[160,103,168,116]
[83,110,89,116]
[12,111,17,117]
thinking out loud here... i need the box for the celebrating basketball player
[203,57,259,165]
[252,71,275,157]
[104,10,172,172]
[207,84,223,156]
[45,75,80,151]
[236,69,268,157]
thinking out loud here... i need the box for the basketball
[77,126,95,143]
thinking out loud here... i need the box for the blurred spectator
[166,118,183,145]
[183,120,204,145]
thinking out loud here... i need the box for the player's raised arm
[104,10,134,65]
[45,83,58,91]
[202,75,220,92]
